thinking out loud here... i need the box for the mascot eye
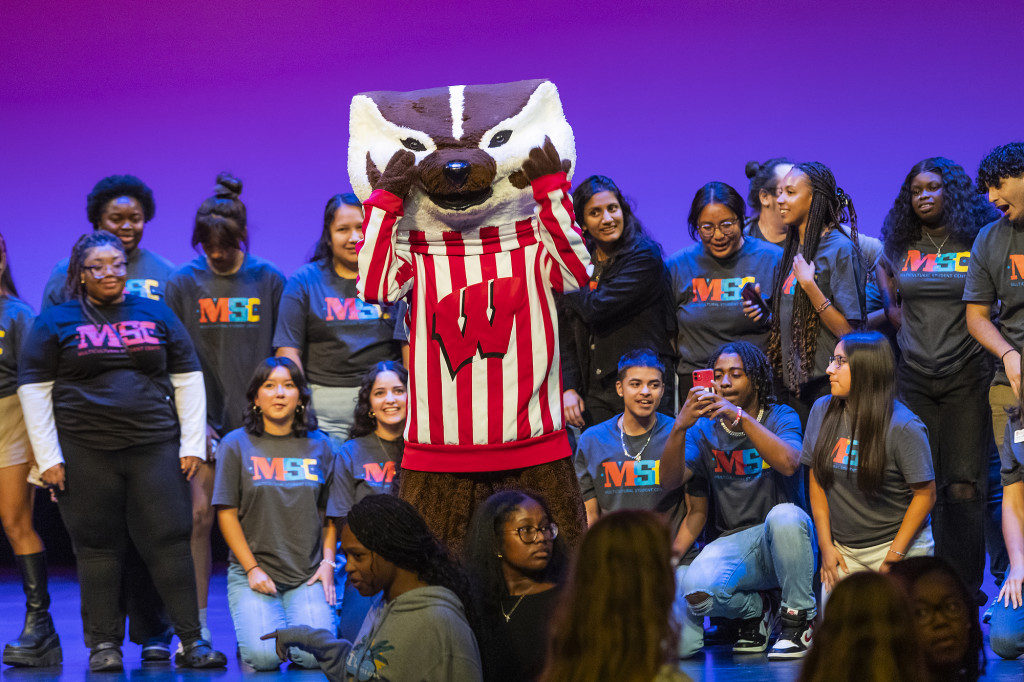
[401,137,427,152]
[488,130,512,148]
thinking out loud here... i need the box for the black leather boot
[3,552,62,667]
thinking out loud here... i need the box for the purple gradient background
[2,0,1020,307]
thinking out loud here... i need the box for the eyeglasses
[912,599,966,626]
[84,261,127,278]
[828,355,849,366]
[505,523,559,544]
[697,220,741,238]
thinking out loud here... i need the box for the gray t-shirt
[328,433,403,520]
[893,235,981,376]
[963,216,1024,385]
[778,228,865,386]
[666,239,782,375]
[574,412,674,513]
[165,254,285,435]
[41,247,175,310]
[273,262,404,387]
[1000,417,1024,487]
[685,402,805,535]
[0,296,33,398]
[212,428,334,589]
[801,397,933,548]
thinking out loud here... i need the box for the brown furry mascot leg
[399,457,586,557]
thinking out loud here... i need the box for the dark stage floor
[0,568,1020,681]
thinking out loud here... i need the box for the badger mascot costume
[350,79,590,551]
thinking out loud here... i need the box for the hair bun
[744,161,762,179]
[213,172,243,200]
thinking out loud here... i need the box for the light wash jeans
[311,384,361,446]
[674,503,818,658]
[226,563,335,671]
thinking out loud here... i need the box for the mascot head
[348,79,575,232]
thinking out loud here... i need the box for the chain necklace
[619,416,656,462]
[719,405,765,437]
[501,583,536,623]
[923,228,950,256]
[375,432,401,459]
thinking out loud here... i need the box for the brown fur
[399,457,586,556]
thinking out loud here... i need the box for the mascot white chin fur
[350,78,590,551]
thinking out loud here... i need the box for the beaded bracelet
[887,548,906,557]
[815,298,833,314]
[320,559,337,569]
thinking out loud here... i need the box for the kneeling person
[662,341,816,660]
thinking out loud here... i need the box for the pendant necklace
[923,228,950,256]
[501,583,536,623]
[620,417,655,462]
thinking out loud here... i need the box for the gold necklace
[501,583,536,623]
[923,228,950,256]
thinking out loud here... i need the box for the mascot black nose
[443,160,471,187]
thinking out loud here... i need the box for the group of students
[0,140,1023,679]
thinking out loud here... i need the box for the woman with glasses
[803,332,936,599]
[464,490,568,682]
[17,231,226,671]
[559,175,675,430]
[668,182,782,400]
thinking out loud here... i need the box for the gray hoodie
[278,585,482,682]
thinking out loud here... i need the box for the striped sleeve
[531,172,591,293]
[356,189,415,304]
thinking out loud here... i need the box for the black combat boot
[3,552,62,667]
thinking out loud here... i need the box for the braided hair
[767,162,861,394]
[62,231,128,331]
[347,495,477,628]
[708,341,776,406]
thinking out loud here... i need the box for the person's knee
[191,503,214,534]
[243,644,283,671]
[948,481,979,502]
[989,629,1023,660]
[765,503,808,529]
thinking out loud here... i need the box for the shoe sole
[767,649,809,660]
[2,646,63,667]
[732,643,769,654]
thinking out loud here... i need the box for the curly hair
[241,357,318,437]
[571,175,662,258]
[349,361,409,439]
[310,193,362,264]
[708,341,776,406]
[464,490,568,621]
[63,231,126,302]
[348,494,478,632]
[889,557,985,682]
[86,174,155,227]
[539,511,677,682]
[881,157,999,265]
[192,172,249,252]
[0,232,20,298]
[977,141,1024,194]
[767,161,862,394]
[744,157,793,214]
[685,181,747,242]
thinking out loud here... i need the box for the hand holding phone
[741,282,770,322]
[692,369,715,393]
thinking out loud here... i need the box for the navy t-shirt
[41,247,175,310]
[18,296,200,449]
[0,296,34,398]
[666,239,781,376]
[165,254,285,435]
[892,235,981,376]
[685,402,805,535]
[273,262,403,387]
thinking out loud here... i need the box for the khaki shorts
[0,393,32,468]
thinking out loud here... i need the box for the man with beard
[662,341,816,661]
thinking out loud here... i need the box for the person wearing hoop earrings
[573,350,680,526]
[212,357,336,672]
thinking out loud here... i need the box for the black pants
[897,353,993,599]
[56,438,200,646]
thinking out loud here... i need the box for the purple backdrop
[2,0,1021,307]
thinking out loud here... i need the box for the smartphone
[692,369,715,393]
[741,281,769,318]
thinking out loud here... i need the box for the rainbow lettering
[76,321,160,349]
[125,279,160,299]
[900,250,969,273]
[691,276,755,302]
[831,437,859,469]
[362,461,397,484]
[324,297,383,321]
[251,456,322,482]
[712,448,767,476]
[199,297,261,323]
[601,459,660,487]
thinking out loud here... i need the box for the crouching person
[662,341,817,660]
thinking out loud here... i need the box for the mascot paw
[374,149,418,198]
[523,136,571,183]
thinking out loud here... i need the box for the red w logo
[431,277,526,377]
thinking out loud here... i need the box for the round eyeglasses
[504,523,559,544]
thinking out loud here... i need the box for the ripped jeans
[674,503,818,658]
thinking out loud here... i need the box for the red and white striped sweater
[357,172,591,472]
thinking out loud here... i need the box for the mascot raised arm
[350,79,590,551]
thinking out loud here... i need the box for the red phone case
[692,369,715,390]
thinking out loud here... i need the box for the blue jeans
[675,503,818,658]
[989,599,1024,660]
[226,563,335,671]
